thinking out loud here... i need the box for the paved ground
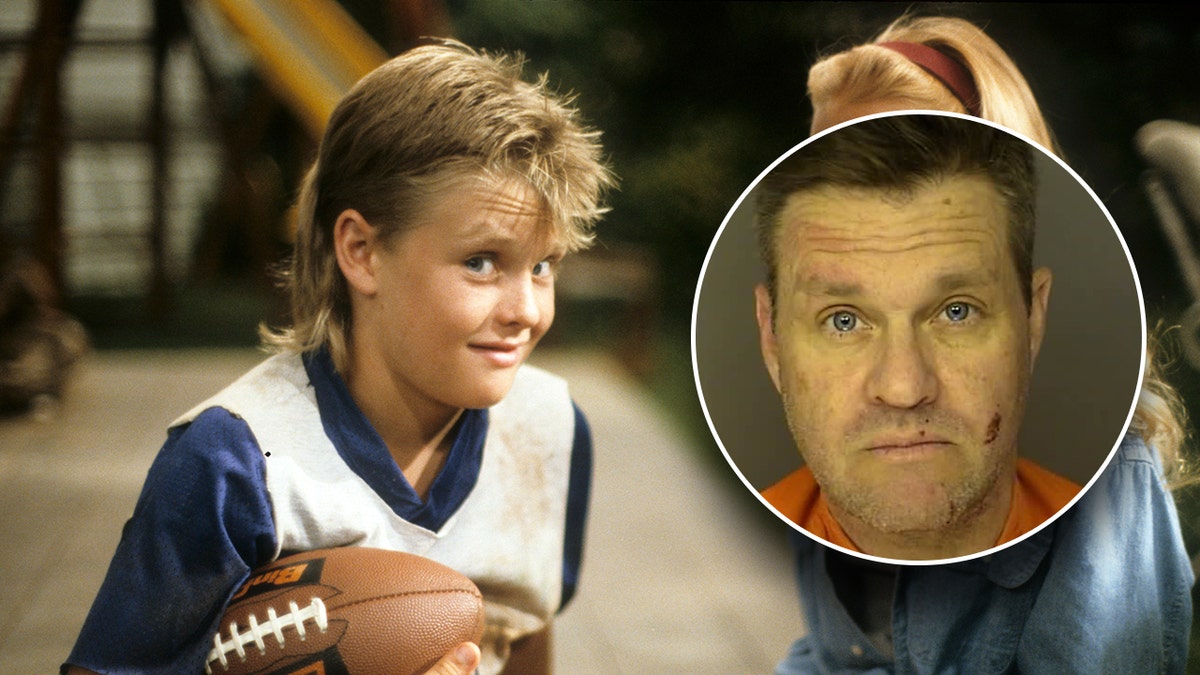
[0,347,803,673]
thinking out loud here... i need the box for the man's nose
[867,327,939,409]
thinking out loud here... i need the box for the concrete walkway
[0,347,802,673]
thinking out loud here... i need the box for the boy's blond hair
[263,41,614,372]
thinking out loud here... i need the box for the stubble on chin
[820,456,1008,536]
[780,387,1012,537]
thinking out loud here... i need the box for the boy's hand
[423,642,481,675]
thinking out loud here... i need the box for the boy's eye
[465,256,495,275]
[532,259,554,277]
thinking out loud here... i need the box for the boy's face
[363,177,562,411]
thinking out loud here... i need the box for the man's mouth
[865,434,954,459]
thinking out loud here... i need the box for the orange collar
[761,459,1081,554]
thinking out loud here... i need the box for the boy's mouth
[468,341,526,368]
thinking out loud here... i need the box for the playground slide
[203,0,389,138]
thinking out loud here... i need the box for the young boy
[63,40,613,675]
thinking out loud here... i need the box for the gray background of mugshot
[694,148,1144,492]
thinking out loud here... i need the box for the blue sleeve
[1018,435,1194,673]
[63,407,277,674]
[558,401,592,611]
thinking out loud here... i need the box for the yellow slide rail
[204,0,389,139]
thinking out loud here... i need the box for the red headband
[877,41,981,117]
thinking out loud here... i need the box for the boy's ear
[333,209,380,297]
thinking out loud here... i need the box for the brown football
[204,547,484,675]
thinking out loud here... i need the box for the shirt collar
[945,523,1056,589]
[301,348,486,531]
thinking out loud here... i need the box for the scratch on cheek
[985,413,1001,444]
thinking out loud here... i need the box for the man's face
[755,175,1051,547]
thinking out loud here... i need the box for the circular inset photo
[692,111,1144,564]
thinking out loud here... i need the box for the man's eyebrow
[934,270,994,293]
[796,270,994,298]
[798,276,862,297]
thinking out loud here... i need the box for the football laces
[205,597,329,673]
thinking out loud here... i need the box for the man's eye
[944,302,972,322]
[826,310,858,332]
[532,259,553,277]
[465,257,495,274]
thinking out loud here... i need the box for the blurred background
[2,1,1199,672]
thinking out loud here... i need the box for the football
[204,547,485,675]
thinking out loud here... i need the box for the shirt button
[850,644,864,657]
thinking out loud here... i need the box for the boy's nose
[500,275,544,328]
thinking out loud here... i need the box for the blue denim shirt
[777,435,1194,674]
